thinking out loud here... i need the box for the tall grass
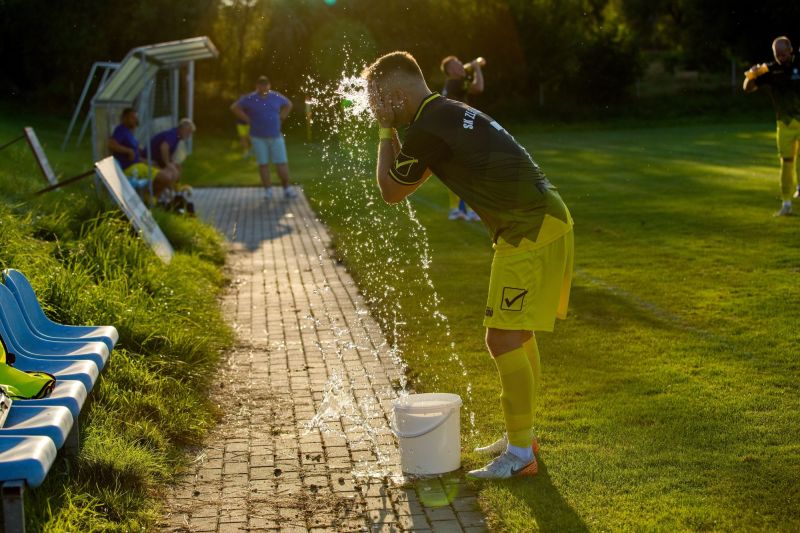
[0,155,232,530]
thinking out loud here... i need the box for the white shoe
[794,187,800,199]
[775,203,793,217]
[466,210,481,222]
[467,450,538,480]
[264,187,273,200]
[284,186,298,199]
[474,434,539,456]
[448,208,466,220]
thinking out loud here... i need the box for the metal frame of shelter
[86,37,218,176]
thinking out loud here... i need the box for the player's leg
[447,190,465,220]
[485,327,536,454]
[791,121,800,199]
[251,137,273,198]
[271,135,295,199]
[776,121,796,215]
[470,230,574,479]
[237,123,251,158]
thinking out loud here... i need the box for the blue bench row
[0,269,117,533]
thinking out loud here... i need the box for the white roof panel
[94,36,217,105]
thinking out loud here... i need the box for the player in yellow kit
[363,51,574,479]
[744,36,800,216]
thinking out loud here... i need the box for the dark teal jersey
[389,94,572,247]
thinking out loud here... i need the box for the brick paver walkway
[163,188,487,532]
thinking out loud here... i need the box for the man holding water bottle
[744,36,800,216]
[441,55,485,222]
[363,51,574,480]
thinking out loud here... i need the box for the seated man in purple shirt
[230,75,296,200]
[145,118,196,182]
[107,108,177,200]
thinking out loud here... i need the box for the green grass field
[3,110,798,530]
[181,119,800,531]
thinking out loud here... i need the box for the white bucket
[392,393,462,475]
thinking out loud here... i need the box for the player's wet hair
[362,51,425,85]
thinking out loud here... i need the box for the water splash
[299,53,478,479]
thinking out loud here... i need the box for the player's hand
[369,81,394,128]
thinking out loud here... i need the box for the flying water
[301,60,476,480]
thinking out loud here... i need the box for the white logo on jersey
[463,108,477,130]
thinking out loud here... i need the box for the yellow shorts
[776,118,800,158]
[124,162,155,179]
[483,229,574,332]
[236,123,250,137]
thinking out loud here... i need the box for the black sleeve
[443,79,466,101]
[388,128,450,185]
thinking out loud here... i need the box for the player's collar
[413,93,440,123]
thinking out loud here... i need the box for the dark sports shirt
[442,75,472,103]
[389,94,572,248]
[755,56,800,123]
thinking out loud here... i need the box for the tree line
[0,0,797,121]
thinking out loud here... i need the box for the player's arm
[108,137,135,159]
[230,102,249,123]
[743,69,759,93]
[160,141,172,166]
[743,64,768,93]
[467,60,484,95]
[376,130,431,204]
[280,96,293,121]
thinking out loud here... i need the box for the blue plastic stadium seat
[0,284,108,369]
[14,380,87,419]
[0,435,56,489]
[0,406,73,450]
[2,269,118,352]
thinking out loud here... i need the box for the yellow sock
[522,336,541,389]
[795,154,800,194]
[448,189,460,210]
[780,158,796,201]
[493,347,535,448]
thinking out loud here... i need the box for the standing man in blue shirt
[108,108,177,200]
[230,75,296,199]
[146,118,196,183]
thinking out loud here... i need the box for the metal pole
[77,65,114,147]
[90,100,98,161]
[0,134,25,153]
[63,62,98,150]
[186,60,195,154]
[171,67,180,125]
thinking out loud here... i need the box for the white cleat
[474,434,540,456]
[467,450,538,480]
[466,210,481,222]
[775,203,793,217]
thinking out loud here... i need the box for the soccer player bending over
[363,51,574,479]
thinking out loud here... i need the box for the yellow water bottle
[745,63,769,80]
